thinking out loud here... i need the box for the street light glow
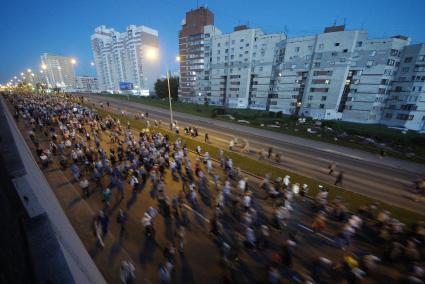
[41,63,47,70]
[176,56,181,62]
[90,61,95,66]
[70,58,77,65]
[145,47,159,60]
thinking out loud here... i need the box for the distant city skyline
[1,0,425,83]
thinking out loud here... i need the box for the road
[83,94,425,214]
[13,100,402,284]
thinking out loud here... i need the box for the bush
[276,111,283,118]
[268,111,275,118]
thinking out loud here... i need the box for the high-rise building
[178,8,425,131]
[198,25,284,108]
[381,44,425,131]
[76,75,98,92]
[40,53,76,88]
[178,7,219,102]
[91,25,160,93]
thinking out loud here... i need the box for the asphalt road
[82,94,425,214]
[15,105,402,284]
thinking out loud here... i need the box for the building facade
[198,26,284,108]
[381,44,425,131]
[40,53,76,88]
[76,76,98,92]
[178,7,219,102]
[91,25,160,93]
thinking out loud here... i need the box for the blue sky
[1,0,424,83]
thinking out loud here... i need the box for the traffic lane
[85,97,424,213]
[83,93,425,175]
[86,94,420,181]
[23,102,400,283]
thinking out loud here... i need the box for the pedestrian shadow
[180,256,195,284]
[68,196,82,209]
[44,167,61,173]
[108,241,122,266]
[126,190,138,210]
[163,217,174,242]
[139,238,157,266]
[56,180,73,189]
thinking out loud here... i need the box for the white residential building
[91,25,160,94]
[198,25,284,108]
[76,76,98,92]
[381,44,425,131]
[40,53,76,88]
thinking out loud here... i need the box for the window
[308,45,313,50]
[225,49,229,53]
[390,49,399,56]
[313,70,333,76]
[231,40,235,44]
[321,96,327,101]
[316,53,322,59]
[217,50,221,54]
[414,65,425,72]
[314,62,320,68]
[318,43,324,49]
[240,39,244,42]
[308,96,313,100]
[217,43,221,47]
[310,87,329,92]
[378,88,386,94]
[396,114,414,120]
[331,52,338,56]
[319,104,325,109]
[381,79,390,85]
[312,79,331,84]
[404,57,413,63]
[340,58,346,62]
[402,67,410,73]
[343,49,348,53]
[295,47,300,52]
[387,59,395,66]
[367,60,374,67]
[357,41,363,47]
[335,43,340,46]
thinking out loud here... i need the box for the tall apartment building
[178,7,219,102]
[381,44,425,131]
[198,26,284,108]
[270,27,410,122]
[76,76,98,92]
[178,8,425,131]
[40,53,76,88]
[91,25,160,93]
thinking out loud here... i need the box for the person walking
[335,171,344,186]
[204,132,210,143]
[268,147,273,159]
[120,260,136,283]
[117,209,128,240]
[328,162,336,175]
[79,177,90,199]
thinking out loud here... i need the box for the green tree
[154,76,179,100]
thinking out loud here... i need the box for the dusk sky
[1,0,424,83]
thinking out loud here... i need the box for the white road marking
[182,203,210,223]
[297,223,335,243]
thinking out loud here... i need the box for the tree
[154,76,179,100]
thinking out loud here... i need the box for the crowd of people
[7,92,425,284]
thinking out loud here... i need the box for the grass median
[88,103,425,225]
